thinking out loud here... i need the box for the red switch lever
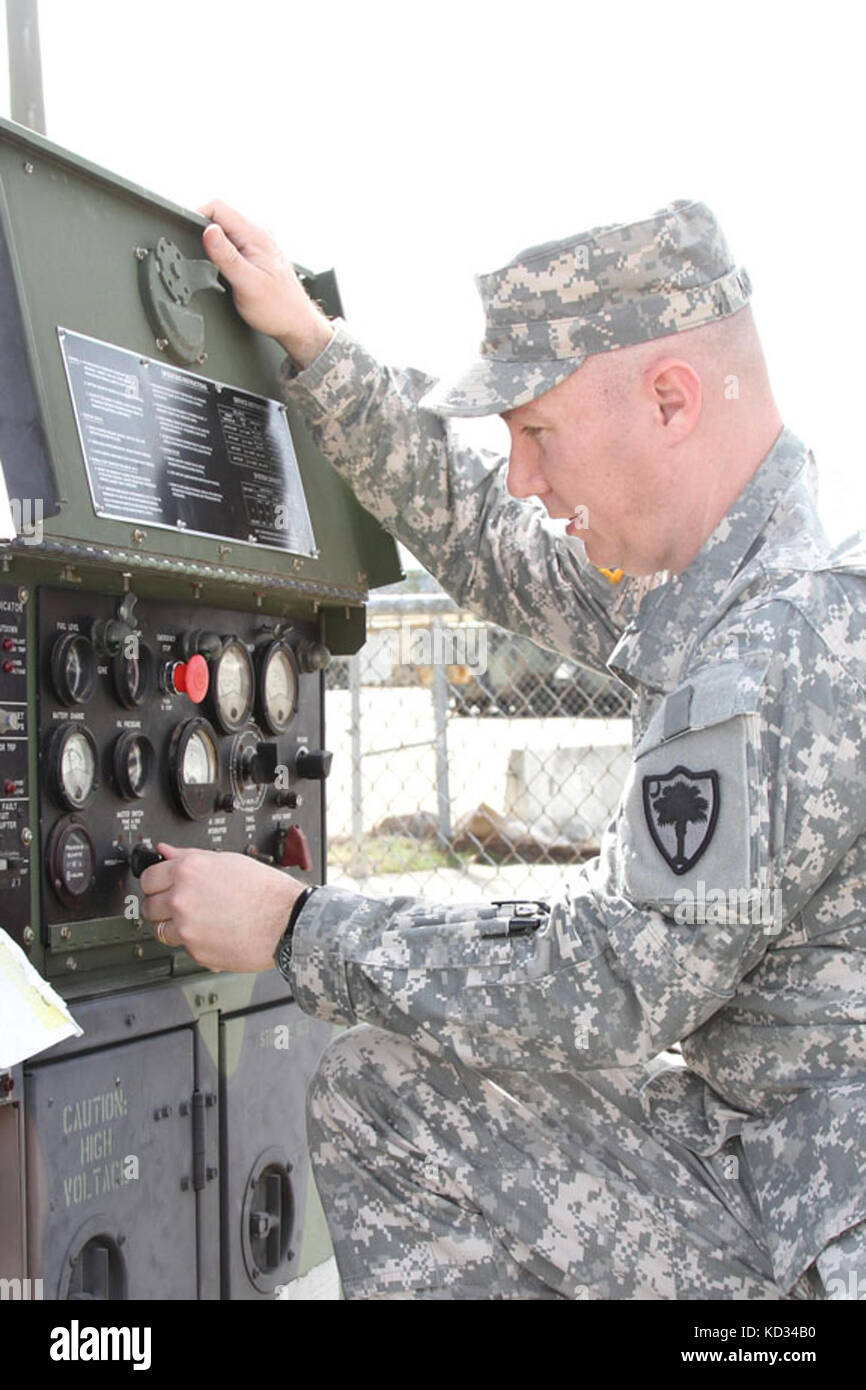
[277,825,312,872]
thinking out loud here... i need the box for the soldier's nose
[506,450,547,501]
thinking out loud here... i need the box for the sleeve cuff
[286,882,377,1025]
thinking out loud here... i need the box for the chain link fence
[324,572,633,905]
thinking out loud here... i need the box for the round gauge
[46,815,96,907]
[211,639,255,733]
[257,640,299,734]
[47,724,99,810]
[112,731,155,800]
[50,633,96,706]
[169,717,220,819]
[111,642,155,709]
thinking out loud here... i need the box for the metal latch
[138,236,225,364]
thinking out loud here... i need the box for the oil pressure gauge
[256,639,299,734]
[169,717,220,819]
[112,731,155,800]
[211,639,254,733]
[47,724,99,810]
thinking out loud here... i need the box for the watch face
[275,933,294,979]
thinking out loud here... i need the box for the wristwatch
[274,885,318,981]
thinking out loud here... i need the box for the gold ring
[154,920,170,945]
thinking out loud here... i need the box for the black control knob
[294,748,333,781]
[295,639,332,674]
[274,790,303,809]
[130,845,165,878]
[246,742,280,786]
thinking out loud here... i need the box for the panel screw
[124,1014,135,1026]
[206,1166,218,1181]
[208,992,218,1004]
[23,161,34,174]
[21,827,32,845]
[155,338,168,351]
[133,944,143,958]
[60,926,71,939]
[194,994,205,1007]
[22,925,34,944]
[65,956,77,971]
[135,247,148,260]
[197,352,208,364]
[17,587,29,604]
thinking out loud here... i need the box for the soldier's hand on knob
[198,200,335,369]
[139,842,306,973]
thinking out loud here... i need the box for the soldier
[140,199,866,1300]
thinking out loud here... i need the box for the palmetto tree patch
[642,767,720,875]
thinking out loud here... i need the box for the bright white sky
[1,0,863,550]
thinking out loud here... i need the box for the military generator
[0,114,401,1299]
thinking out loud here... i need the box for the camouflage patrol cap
[420,199,752,417]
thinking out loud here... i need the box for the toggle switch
[275,825,312,871]
[294,748,332,781]
[130,845,165,877]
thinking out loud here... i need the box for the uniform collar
[607,426,815,693]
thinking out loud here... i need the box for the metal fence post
[432,651,452,845]
[347,650,368,877]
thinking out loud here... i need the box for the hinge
[191,1090,207,1192]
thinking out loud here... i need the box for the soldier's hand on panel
[198,200,335,369]
[139,842,304,973]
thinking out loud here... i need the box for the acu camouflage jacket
[279,323,866,1292]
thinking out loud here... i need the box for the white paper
[0,928,83,1068]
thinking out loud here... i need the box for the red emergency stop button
[1,637,14,651]
[3,780,16,795]
[171,654,209,703]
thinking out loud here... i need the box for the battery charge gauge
[46,723,99,810]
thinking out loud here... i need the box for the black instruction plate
[58,328,317,556]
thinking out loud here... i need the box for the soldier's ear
[643,358,702,437]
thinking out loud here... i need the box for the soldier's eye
[521,425,544,437]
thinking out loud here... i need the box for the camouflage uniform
[278,202,866,1299]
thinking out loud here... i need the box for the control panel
[36,587,331,974]
[0,583,31,943]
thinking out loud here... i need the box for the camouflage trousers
[306,1023,866,1300]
